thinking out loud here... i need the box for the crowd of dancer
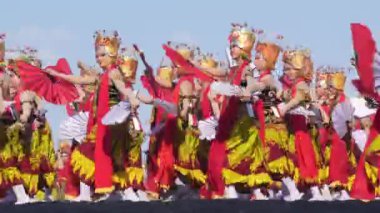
[0,22,379,205]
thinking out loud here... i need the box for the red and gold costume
[142,64,176,196]
[71,32,144,195]
[281,49,319,186]
[216,25,272,195]
[324,72,357,190]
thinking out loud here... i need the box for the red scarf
[253,69,271,147]
[94,66,115,193]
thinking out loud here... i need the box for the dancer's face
[285,66,299,81]
[328,87,339,100]
[316,85,327,99]
[230,45,242,60]
[254,52,266,71]
[8,72,20,98]
[96,46,114,69]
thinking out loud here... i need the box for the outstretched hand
[44,68,58,76]
[77,61,89,70]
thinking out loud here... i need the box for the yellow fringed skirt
[174,119,207,185]
[222,115,272,188]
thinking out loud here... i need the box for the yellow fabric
[0,167,21,186]
[174,118,207,184]
[266,156,296,177]
[21,171,55,195]
[28,123,56,170]
[264,125,295,176]
[364,162,378,190]
[222,115,272,186]
[265,124,289,150]
[95,186,115,194]
[21,173,39,194]
[126,131,144,167]
[125,167,144,186]
[222,169,272,187]
[112,167,144,188]
[177,127,200,168]
[226,115,263,171]
[34,190,45,201]
[112,171,128,188]
[366,135,380,155]
[44,172,56,188]
[70,149,95,182]
[0,123,23,163]
[174,165,207,184]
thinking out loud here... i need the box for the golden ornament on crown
[158,66,174,83]
[94,30,121,58]
[168,41,196,61]
[283,48,313,80]
[329,71,346,91]
[255,33,283,70]
[118,47,138,82]
[229,23,256,57]
[198,53,218,69]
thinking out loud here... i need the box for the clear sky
[1,0,379,147]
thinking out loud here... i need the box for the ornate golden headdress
[255,35,282,70]
[229,23,256,57]
[4,46,40,74]
[158,66,174,83]
[198,53,218,69]
[329,71,346,91]
[283,47,313,79]
[157,56,175,84]
[168,41,196,61]
[94,30,120,58]
[118,47,138,82]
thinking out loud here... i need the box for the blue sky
[2,0,379,146]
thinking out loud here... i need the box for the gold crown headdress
[255,32,283,70]
[94,30,120,58]
[118,47,138,82]
[328,70,346,91]
[4,46,40,74]
[168,41,197,61]
[157,56,175,83]
[198,53,218,69]
[283,47,313,80]
[229,23,256,57]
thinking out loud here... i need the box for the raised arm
[45,66,97,85]
[192,61,228,78]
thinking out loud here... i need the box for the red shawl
[94,66,114,193]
